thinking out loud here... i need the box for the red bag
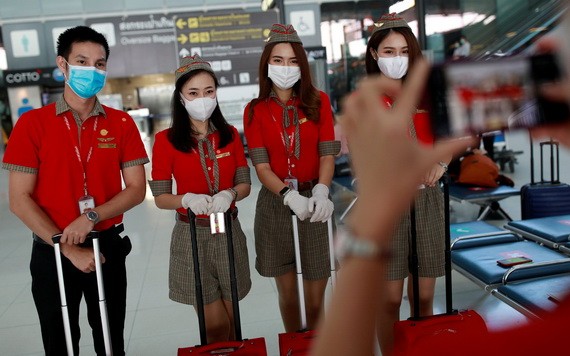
[178,339,268,355]
[278,329,316,356]
[393,310,487,356]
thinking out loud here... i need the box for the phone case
[497,257,532,267]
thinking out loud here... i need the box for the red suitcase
[393,175,488,355]
[178,210,267,355]
[278,214,336,356]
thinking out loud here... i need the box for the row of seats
[450,215,570,320]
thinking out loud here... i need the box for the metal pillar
[415,0,427,50]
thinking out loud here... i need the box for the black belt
[32,224,125,245]
[298,179,318,192]
[176,210,238,227]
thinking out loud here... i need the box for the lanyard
[266,100,297,176]
[63,114,98,196]
[197,134,220,195]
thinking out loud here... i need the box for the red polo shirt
[2,99,149,231]
[244,91,336,182]
[151,126,249,215]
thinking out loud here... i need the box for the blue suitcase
[521,138,570,219]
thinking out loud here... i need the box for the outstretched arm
[311,60,473,356]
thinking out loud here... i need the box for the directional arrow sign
[176,18,187,29]
[177,33,188,45]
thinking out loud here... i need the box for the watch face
[87,211,98,221]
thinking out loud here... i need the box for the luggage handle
[409,174,453,321]
[193,340,249,353]
[188,209,243,346]
[188,209,208,346]
[52,233,113,356]
[540,140,560,184]
[529,132,559,185]
[291,210,308,331]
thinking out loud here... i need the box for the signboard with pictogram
[86,14,177,77]
[174,10,278,87]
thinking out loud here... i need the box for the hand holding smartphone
[428,53,570,139]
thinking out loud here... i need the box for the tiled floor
[1,129,569,355]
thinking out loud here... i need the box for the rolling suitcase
[393,175,488,355]
[278,214,336,356]
[177,210,267,355]
[52,230,114,356]
[521,136,570,219]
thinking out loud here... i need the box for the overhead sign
[174,10,278,87]
[10,29,41,58]
[86,14,177,78]
[305,46,327,60]
[3,67,65,87]
[290,10,316,36]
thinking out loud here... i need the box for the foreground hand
[283,190,312,221]
[182,193,212,215]
[61,245,106,273]
[341,60,474,238]
[209,190,234,214]
[308,183,334,222]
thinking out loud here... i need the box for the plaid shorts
[168,217,251,305]
[386,186,446,280]
[254,186,333,281]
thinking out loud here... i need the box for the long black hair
[168,69,234,152]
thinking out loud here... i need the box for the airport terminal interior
[2,0,570,355]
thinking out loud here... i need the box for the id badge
[78,195,95,214]
[210,212,226,234]
[284,176,298,191]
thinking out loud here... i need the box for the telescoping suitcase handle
[187,209,244,346]
[290,210,336,331]
[52,233,113,356]
[529,133,560,185]
[409,174,453,320]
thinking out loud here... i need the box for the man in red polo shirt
[1,26,148,355]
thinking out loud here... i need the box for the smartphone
[428,53,570,139]
[496,256,533,268]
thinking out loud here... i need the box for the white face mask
[268,64,301,90]
[376,56,409,80]
[180,95,217,122]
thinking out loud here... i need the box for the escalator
[466,0,566,60]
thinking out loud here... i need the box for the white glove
[283,190,312,221]
[181,193,212,215]
[308,183,334,223]
[209,190,234,214]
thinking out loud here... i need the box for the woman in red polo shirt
[244,24,340,332]
[149,55,252,343]
[365,14,450,355]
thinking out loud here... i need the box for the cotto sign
[5,71,42,84]
[3,67,63,87]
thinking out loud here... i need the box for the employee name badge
[78,195,95,214]
[284,176,298,191]
[210,212,226,234]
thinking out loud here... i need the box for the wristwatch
[335,228,391,262]
[85,210,100,225]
